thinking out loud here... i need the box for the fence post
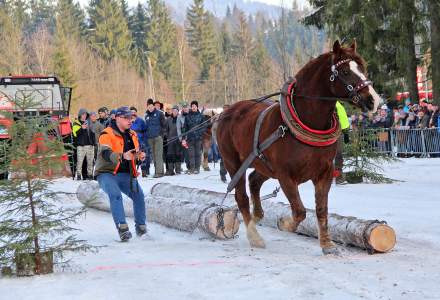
[389,129,396,157]
[420,129,428,157]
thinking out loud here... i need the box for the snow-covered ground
[1,159,440,300]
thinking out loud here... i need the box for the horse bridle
[329,57,373,107]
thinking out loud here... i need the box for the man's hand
[181,139,188,149]
[81,123,88,129]
[122,149,135,160]
[137,151,146,161]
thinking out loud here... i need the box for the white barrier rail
[354,128,440,157]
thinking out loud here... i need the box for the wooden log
[261,202,396,253]
[150,182,236,206]
[152,183,396,253]
[76,181,239,240]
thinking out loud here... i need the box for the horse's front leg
[313,172,340,255]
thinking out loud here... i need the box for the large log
[76,181,239,240]
[261,202,396,253]
[151,183,396,253]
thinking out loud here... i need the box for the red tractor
[0,75,73,179]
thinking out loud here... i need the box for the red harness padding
[284,80,340,147]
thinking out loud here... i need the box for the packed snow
[1,158,440,300]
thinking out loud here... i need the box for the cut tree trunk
[76,181,239,240]
[261,202,396,253]
[152,183,396,253]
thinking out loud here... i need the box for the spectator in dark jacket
[428,103,439,128]
[72,108,95,180]
[164,105,182,175]
[130,106,150,177]
[417,107,430,129]
[182,100,207,174]
[145,98,166,177]
[371,108,392,128]
[98,107,109,126]
[177,103,190,169]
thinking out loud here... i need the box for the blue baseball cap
[115,106,133,118]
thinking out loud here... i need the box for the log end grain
[204,208,240,240]
[278,217,295,232]
[368,224,396,253]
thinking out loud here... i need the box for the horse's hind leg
[278,178,306,232]
[223,160,265,248]
[248,170,269,222]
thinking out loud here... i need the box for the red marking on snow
[89,260,232,272]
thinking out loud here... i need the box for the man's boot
[165,163,175,176]
[334,169,346,185]
[118,224,132,242]
[220,173,227,183]
[175,163,182,174]
[135,224,147,237]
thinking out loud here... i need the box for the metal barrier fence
[354,128,440,157]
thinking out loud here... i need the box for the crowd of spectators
[349,99,439,130]
[71,99,211,180]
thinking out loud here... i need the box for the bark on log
[76,181,239,240]
[152,183,396,253]
[260,202,395,253]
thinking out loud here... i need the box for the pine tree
[56,0,87,39]
[145,0,178,80]
[397,1,419,104]
[428,0,440,106]
[251,31,271,94]
[52,16,76,88]
[343,128,397,184]
[28,0,56,33]
[186,0,218,79]
[0,96,95,276]
[120,0,130,21]
[88,0,132,61]
[305,0,424,99]
[0,6,26,75]
[8,0,29,30]
[130,2,148,75]
[87,0,102,30]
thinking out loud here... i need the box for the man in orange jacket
[95,106,147,241]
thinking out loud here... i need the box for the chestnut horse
[216,41,380,255]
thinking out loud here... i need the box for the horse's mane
[295,47,367,80]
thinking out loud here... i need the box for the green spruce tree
[0,95,95,276]
[428,0,440,106]
[28,0,56,33]
[130,2,148,75]
[145,0,178,80]
[186,0,218,79]
[88,0,132,61]
[56,0,87,39]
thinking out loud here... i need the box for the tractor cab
[0,75,72,138]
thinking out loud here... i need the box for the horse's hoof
[249,238,266,249]
[322,246,341,256]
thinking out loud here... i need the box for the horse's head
[329,40,380,113]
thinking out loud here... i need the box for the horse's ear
[350,39,357,52]
[332,40,341,54]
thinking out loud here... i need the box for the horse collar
[280,78,341,147]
